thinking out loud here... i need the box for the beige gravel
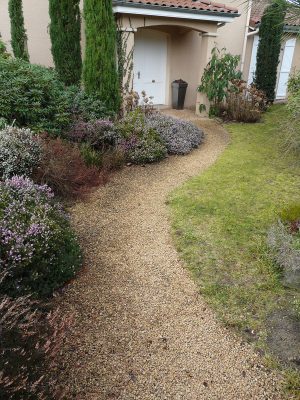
[62,110,283,399]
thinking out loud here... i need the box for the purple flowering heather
[0,126,42,178]
[67,119,119,151]
[146,113,204,155]
[0,176,81,296]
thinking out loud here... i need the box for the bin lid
[172,79,188,86]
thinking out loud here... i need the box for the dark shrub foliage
[67,119,119,151]
[218,80,268,122]
[0,290,72,399]
[8,0,29,61]
[146,113,204,155]
[0,57,71,134]
[66,86,113,121]
[83,0,120,112]
[34,137,103,199]
[255,0,286,102]
[0,176,82,297]
[49,0,82,86]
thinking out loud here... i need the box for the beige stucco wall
[169,30,203,109]
[215,0,250,64]
[291,36,300,74]
[0,0,84,66]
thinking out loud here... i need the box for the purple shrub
[116,110,167,164]
[67,119,119,151]
[146,113,204,155]
[0,126,42,178]
[0,176,81,297]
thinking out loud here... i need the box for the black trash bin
[171,79,188,110]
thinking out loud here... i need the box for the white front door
[133,30,167,105]
[276,38,296,99]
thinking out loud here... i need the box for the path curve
[62,110,282,399]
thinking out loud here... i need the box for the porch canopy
[113,0,240,112]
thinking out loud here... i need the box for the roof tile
[115,0,239,14]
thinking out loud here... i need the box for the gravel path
[62,110,282,399]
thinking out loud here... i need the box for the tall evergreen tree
[83,0,120,112]
[49,0,82,86]
[255,0,286,102]
[8,0,29,61]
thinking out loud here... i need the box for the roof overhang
[113,2,240,24]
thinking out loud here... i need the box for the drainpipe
[240,0,253,74]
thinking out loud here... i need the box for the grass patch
[169,105,300,390]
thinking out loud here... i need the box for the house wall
[169,30,202,109]
[291,36,300,74]
[215,0,251,69]
[0,0,84,66]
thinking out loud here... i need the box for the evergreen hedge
[8,0,29,61]
[255,0,286,102]
[83,0,120,113]
[49,0,82,86]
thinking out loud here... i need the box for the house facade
[0,0,299,112]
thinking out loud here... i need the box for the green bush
[280,204,300,223]
[117,110,167,164]
[283,72,300,155]
[0,176,82,297]
[0,58,111,135]
[0,57,71,134]
[66,86,113,121]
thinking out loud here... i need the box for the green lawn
[169,105,300,393]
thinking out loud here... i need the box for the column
[196,32,218,116]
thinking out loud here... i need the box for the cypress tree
[83,0,120,112]
[49,0,82,86]
[255,0,286,102]
[8,0,29,61]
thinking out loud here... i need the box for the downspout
[240,0,253,74]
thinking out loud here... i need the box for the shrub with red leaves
[33,137,104,199]
[0,278,72,399]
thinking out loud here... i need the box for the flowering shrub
[117,109,167,164]
[34,137,103,199]
[67,119,119,151]
[0,176,82,297]
[0,126,42,178]
[146,113,204,155]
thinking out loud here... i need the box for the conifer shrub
[83,0,120,112]
[255,0,286,102]
[8,0,29,61]
[49,0,82,85]
[0,176,82,297]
